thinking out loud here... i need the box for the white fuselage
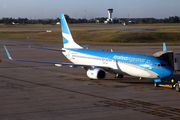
[63,49,159,79]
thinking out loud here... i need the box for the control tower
[108,9,113,19]
[104,9,113,23]
[104,9,125,24]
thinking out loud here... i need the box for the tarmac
[0,36,180,120]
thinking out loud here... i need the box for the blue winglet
[4,45,13,60]
[163,42,167,52]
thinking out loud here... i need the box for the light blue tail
[60,14,82,48]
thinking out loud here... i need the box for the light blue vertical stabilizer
[163,42,167,52]
[60,14,82,49]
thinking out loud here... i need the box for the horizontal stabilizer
[29,46,65,52]
[82,45,89,49]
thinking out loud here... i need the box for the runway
[0,36,180,120]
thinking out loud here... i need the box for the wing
[4,45,112,70]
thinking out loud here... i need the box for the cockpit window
[155,63,168,67]
[155,64,160,67]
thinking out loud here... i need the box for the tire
[175,84,180,92]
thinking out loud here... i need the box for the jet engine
[87,68,106,79]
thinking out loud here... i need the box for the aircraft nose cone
[162,67,174,78]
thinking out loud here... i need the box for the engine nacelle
[87,68,106,79]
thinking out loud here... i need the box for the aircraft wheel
[154,82,159,87]
[175,84,180,92]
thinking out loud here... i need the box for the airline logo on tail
[60,14,82,49]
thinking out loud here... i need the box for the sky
[1,0,180,19]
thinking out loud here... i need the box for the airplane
[4,13,174,86]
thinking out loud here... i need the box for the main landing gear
[115,74,123,78]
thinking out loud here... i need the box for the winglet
[163,42,167,52]
[4,45,13,60]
